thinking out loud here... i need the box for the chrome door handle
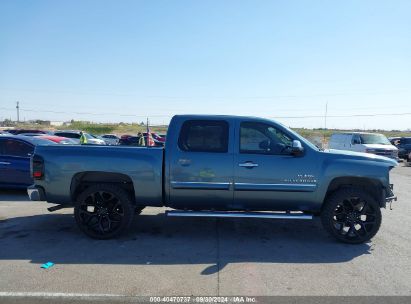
[0,162,11,165]
[178,159,191,166]
[239,162,258,168]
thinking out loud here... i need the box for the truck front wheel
[74,184,134,239]
[321,187,382,244]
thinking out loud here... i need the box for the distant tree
[3,119,14,127]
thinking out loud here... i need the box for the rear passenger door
[0,138,34,186]
[168,119,234,209]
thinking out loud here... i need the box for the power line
[2,100,411,114]
[268,112,411,119]
[1,87,410,99]
[0,107,170,118]
[1,106,411,119]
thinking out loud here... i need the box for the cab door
[168,119,234,209]
[233,120,320,211]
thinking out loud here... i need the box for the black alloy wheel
[321,187,382,244]
[74,184,134,239]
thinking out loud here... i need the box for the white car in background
[53,131,106,145]
[329,132,398,160]
[101,134,120,145]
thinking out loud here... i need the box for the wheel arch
[323,176,385,208]
[71,171,136,203]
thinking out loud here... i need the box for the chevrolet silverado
[28,115,397,243]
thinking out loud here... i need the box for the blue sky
[0,0,410,129]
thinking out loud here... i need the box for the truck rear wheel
[321,187,382,244]
[74,184,134,239]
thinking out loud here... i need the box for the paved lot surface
[0,166,410,300]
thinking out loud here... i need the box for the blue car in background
[0,136,56,189]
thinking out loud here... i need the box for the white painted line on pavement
[0,292,124,298]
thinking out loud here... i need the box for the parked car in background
[53,131,105,145]
[118,134,164,146]
[329,132,398,160]
[5,129,48,135]
[149,132,166,143]
[19,133,77,144]
[392,137,411,161]
[119,135,139,146]
[90,134,108,145]
[0,135,56,189]
[142,133,165,146]
[37,135,78,145]
[101,134,120,145]
[389,137,401,146]
[17,133,43,137]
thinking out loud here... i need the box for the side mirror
[352,139,361,145]
[291,140,304,156]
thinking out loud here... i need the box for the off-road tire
[74,184,134,239]
[321,187,382,244]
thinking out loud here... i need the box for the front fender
[318,158,393,205]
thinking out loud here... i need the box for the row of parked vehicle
[1,129,167,146]
[2,129,112,145]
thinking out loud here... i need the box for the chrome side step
[165,210,312,220]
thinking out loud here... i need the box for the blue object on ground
[41,262,54,269]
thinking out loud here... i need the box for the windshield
[84,133,95,139]
[359,134,391,145]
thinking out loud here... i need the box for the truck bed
[33,145,164,206]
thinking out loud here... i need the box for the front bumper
[385,184,397,203]
[27,185,46,201]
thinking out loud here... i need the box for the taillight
[32,155,44,180]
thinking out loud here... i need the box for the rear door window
[2,139,34,157]
[178,120,229,153]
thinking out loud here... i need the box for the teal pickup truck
[28,115,397,243]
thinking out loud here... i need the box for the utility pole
[16,101,20,122]
[323,102,328,148]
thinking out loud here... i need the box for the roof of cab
[172,114,283,125]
